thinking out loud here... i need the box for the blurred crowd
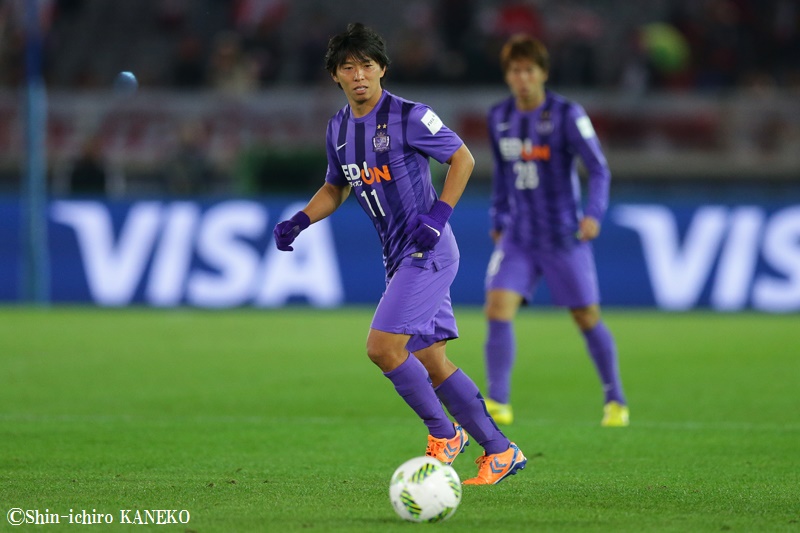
[0,0,798,93]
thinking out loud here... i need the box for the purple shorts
[485,239,599,308]
[371,258,459,353]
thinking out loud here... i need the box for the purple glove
[273,211,311,251]
[405,200,453,250]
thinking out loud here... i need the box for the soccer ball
[389,456,462,523]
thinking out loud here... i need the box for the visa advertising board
[2,197,799,311]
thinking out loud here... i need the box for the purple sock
[582,321,626,404]
[384,354,455,439]
[485,320,515,404]
[435,369,510,455]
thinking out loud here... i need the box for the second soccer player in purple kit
[483,35,629,428]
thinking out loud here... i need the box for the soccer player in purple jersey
[273,23,526,484]
[482,35,629,427]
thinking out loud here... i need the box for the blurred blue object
[114,71,138,94]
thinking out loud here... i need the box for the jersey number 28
[514,161,539,190]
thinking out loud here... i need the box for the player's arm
[566,106,610,241]
[403,105,475,249]
[487,116,511,243]
[303,182,350,223]
[405,143,474,250]
[440,143,474,209]
[274,182,349,251]
[275,119,352,251]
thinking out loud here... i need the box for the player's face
[333,57,386,108]
[505,59,547,107]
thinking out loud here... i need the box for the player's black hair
[500,34,550,74]
[324,22,391,77]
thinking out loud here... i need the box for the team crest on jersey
[373,123,391,152]
[535,110,554,135]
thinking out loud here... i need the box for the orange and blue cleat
[463,442,527,485]
[425,423,469,465]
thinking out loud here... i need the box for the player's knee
[484,294,517,321]
[366,342,405,372]
[366,344,387,367]
[571,305,600,330]
[419,353,456,387]
[367,350,401,372]
[366,346,381,365]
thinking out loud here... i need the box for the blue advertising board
[1,196,799,311]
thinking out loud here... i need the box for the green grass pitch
[1,307,798,532]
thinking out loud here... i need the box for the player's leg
[570,304,625,402]
[404,339,467,464]
[483,242,535,424]
[483,289,523,424]
[544,244,628,426]
[370,261,459,443]
[368,329,457,442]
[415,339,508,454]
[570,304,629,426]
[415,341,527,485]
[433,360,528,485]
[407,270,525,476]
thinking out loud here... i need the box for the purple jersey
[326,90,464,275]
[488,90,610,251]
